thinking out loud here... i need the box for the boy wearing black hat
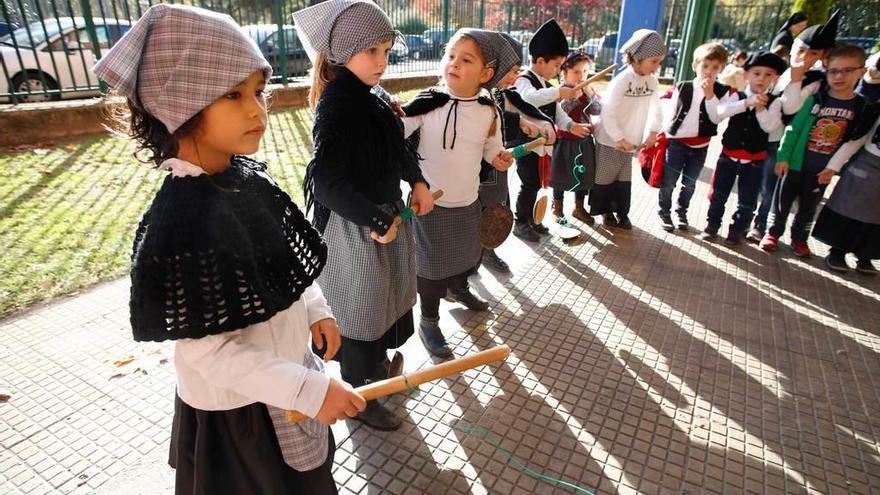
[698,51,787,245]
[512,19,591,242]
[761,44,870,257]
[771,12,808,60]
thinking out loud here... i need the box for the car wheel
[12,71,60,103]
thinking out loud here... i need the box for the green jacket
[777,91,868,172]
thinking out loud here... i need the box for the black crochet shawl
[129,156,327,342]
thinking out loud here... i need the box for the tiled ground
[2,138,880,494]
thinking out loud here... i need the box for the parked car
[580,31,617,67]
[403,34,432,60]
[0,22,19,37]
[389,39,407,64]
[1,17,131,102]
[423,27,455,58]
[837,36,878,51]
[242,24,310,79]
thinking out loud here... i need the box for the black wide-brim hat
[795,9,839,50]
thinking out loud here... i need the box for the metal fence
[1,0,877,104]
[0,0,621,103]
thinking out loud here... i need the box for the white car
[0,17,131,103]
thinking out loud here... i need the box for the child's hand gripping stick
[573,63,618,93]
[399,189,444,221]
[511,136,548,159]
[287,345,511,423]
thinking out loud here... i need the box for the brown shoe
[572,205,594,225]
[552,199,564,219]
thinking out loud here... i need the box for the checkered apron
[413,200,483,280]
[594,143,633,185]
[266,351,328,471]
[317,204,416,342]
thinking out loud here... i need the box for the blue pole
[614,0,667,72]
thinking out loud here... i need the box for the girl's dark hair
[561,51,592,72]
[107,97,202,166]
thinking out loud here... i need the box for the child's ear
[480,67,495,85]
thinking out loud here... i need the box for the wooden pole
[286,345,511,423]
[574,63,618,92]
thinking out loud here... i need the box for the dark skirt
[550,137,595,192]
[169,395,338,495]
[316,310,415,383]
[413,200,482,280]
[812,207,880,260]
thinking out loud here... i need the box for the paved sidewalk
[2,143,880,494]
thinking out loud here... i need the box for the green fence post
[479,0,485,29]
[674,0,715,83]
[506,3,512,33]
[78,0,107,92]
[443,0,450,44]
[274,0,288,86]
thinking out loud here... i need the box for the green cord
[400,374,597,494]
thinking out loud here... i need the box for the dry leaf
[0,388,10,402]
[109,349,170,379]
[112,356,135,367]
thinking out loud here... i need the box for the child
[746,16,837,243]
[698,51,786,245]
[761,45,870,257]
[549,51,600,225]
[592,29,666,229]
[813,107,880,274]
[293,0,434,431]
[857,52,880,103]
[479,32,551,271]
[93,4,365,492]
[401,29,514,357]
[719,50,747,91]
[659,42,732,232]
[513,19,591,241]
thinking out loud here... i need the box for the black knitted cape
[129,156,327,342]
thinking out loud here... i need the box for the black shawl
[129,156,327,342]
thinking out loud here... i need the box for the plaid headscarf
[619,29,667,61]
[93,4,270,133]
[483,31,522,89]
[292,0,400,66]
[453,29,519,89]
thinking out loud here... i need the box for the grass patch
[0,88,424,318]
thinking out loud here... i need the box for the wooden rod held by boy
[285,345,512,423]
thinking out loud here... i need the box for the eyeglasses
[827,67,863,77]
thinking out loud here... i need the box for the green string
[399,375,597,494]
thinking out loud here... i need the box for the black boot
[447,287,490,311]
[355,400,403,431]
[418,316,452,358]
[482,248,510,272]
[616,182,633,230]
[513,221,539,242]
[383,351,404,378]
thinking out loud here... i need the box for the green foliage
[792,0,833,26]
[391,8,429,34]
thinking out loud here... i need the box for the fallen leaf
[112,356,135,367]
[109,348,170,379]
[0,388,10,402]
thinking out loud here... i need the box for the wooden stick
[574,63,618,92]
[286,345,511,423]
[510,136,547,159]
[399,189,444,221]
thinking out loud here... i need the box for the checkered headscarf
[483,31,522,89]
[453,29,519,89]
[93,4,271,133]
[292,0,400,66]
[619,29,667,61]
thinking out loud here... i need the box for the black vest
[519,71,557,119]
[669,81,731,137]
[721,92,779,154]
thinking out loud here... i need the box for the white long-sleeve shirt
[709,86,784,134]
[594,65,664,147]
[164,159,333,417]
[663,81,737,142]
[513,69,575,132]
[402,89,505,207]
[826,117,880,172]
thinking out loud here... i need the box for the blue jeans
[752,141,780,232]
[658,140,708,216]
[706,154,764,236]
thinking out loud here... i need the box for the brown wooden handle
[574,63,617,92]
[286,345,511,423]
